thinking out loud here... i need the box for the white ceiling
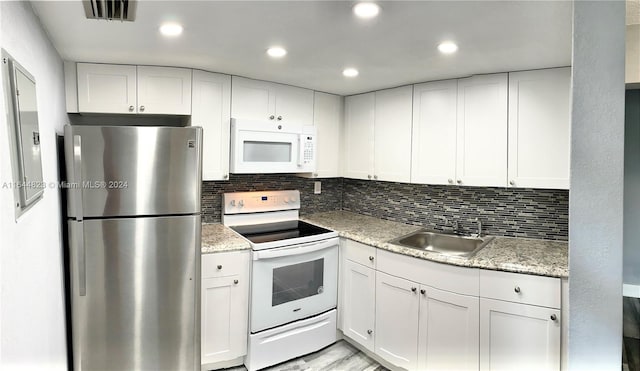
[30,0,572,96]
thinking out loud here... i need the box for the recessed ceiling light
[159,23,183,37]
[438,41,458,54]
[353,2,380,19]
[267,47,287,58]
[343,68,359,77]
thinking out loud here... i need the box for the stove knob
[283,197,289,204]
[290,197,297,203]
[238,200,244,207]
[230,200,236,207]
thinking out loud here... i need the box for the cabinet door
[375,272,419,370]
[309,92,343,178]
[374,86,413,183]
[456,74,508,187]
[341,260,376,352]
[273,84,314,125]
[344,93,375,180]
[192,70,231,181]
[418,286,479,371]
[412,80,458,185]
[201,274,248,365]
[77,63,137,114]
[480,298,560,371]
[231,76,276,121]
[508,68,571,189]
[136,66,192,115]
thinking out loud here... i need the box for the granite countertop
[302,211,568,278]
[201,223,251,254]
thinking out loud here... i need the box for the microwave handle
[297,134,303,167]
[253,238,337,260]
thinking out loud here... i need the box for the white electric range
[222,190,339,371]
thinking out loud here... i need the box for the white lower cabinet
[341,259,376,352]
[418,286,479,371]
[375,272,419,370]
[480,298,561,371]
[201,251,250,369]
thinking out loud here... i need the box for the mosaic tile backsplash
[342,179,569,240]
[202,175,569,240]
[202,174,343,223]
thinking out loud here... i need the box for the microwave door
[232,130,300,173]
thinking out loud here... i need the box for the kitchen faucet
[472,218,483,238]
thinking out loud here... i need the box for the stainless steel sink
[389,229,494,258]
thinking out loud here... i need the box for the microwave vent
[82,0,136,22]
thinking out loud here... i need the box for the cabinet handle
[314,173,318,177]
[139,105,145,112]
[269,115,275,120]
[411,287,417,293]
[128,105,134,112]
[234,279,239,285]
[373,175,378,180]
[277,115,283,121]
[514,286,521,293]
[550,314,557,321]
[369,256,374,262]
[509,180,515,186]
[367,329,373,335]
[367,175,372,180]
[420,289,426,295]
[217,265,222,270]
[223,174,228,179]
[456,179,462,184]
[448,179,453,184]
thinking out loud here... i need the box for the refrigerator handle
[76,222,86,296]
[73,135,83,222]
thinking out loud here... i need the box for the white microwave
[230,118,317,174]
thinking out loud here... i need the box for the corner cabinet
[76,63,192,115]
[230,76,314,125]
[191,70,232,181]
[343,86,413,182]
[201,251,250,370]
[507,68,571,189]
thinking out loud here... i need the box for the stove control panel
[223,190,301,214]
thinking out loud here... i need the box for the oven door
[250,237,339,333]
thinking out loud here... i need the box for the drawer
[202,250,250,279]
[480,270,561,309]
[377,249,479,296]
[342,238,377,268]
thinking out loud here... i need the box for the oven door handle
[253,238,337,261]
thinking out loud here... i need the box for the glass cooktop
[230,220,334,244]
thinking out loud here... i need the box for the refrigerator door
[68,215,200,371]
[64,125,202,218]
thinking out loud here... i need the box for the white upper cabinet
[77,63,137,114]
[508,68,571,189]
[191,70,231,181]
[76,63,192,115]
[411,80,458,185]
[231,76,314,125]
[300,92,343,178]
[344,87,413,182]
[456,73,508,187]
[374,86,413,183]
[136,66,192,115]
[344,93,375,180]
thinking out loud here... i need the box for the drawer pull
[411,287,417,293]
[234,279,239,285]
[420,289,426,295]
[550,314,557,321]
[217,265,223,270]
[369,256,374,262]
[514,286,521,293]
[367,329,373,335]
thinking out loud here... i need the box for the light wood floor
[224,340,387,371]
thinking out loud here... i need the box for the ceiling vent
[82,0,137,22]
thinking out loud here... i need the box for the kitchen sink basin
[388,229,494,258]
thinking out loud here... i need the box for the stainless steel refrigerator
[64,125,202,371]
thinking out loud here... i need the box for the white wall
[569,1,625,370]
[0,1,68,370]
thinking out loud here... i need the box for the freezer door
[64,125,202,218]
[68,215,200,371]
